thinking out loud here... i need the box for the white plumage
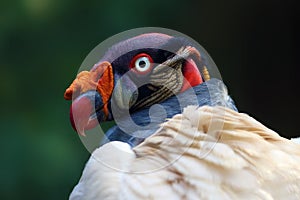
[70,106,300,200]
[292,137,300,144]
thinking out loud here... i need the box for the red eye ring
[129,53,153,75]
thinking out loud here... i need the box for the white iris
[134,57,151,72]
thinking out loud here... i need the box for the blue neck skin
[101,78,237,147]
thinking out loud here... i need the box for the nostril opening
[94,92,104,111]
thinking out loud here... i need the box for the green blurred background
[0,0,298,199]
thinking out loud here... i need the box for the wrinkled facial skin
[64,34,208,136]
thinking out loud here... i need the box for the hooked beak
[69,91,106,136]
[64,61,114,136]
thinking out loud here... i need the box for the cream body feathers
[70,106,300,200]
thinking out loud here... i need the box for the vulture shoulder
[70,106,300,200]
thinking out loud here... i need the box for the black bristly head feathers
[103,35,207,79]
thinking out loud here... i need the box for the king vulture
[64,31,300,199]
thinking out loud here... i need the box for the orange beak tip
[64,88,73,100]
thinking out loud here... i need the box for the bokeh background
[1,0,299,199]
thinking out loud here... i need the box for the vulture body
[70,106,300,200]
[64,30,300,199]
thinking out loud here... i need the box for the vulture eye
[130,53,153,74]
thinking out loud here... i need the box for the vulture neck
[102,78,237,147]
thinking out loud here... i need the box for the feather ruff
[70,106,300,200]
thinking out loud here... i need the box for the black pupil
[139,60,146,68]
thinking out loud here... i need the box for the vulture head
[64,31,236,146]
